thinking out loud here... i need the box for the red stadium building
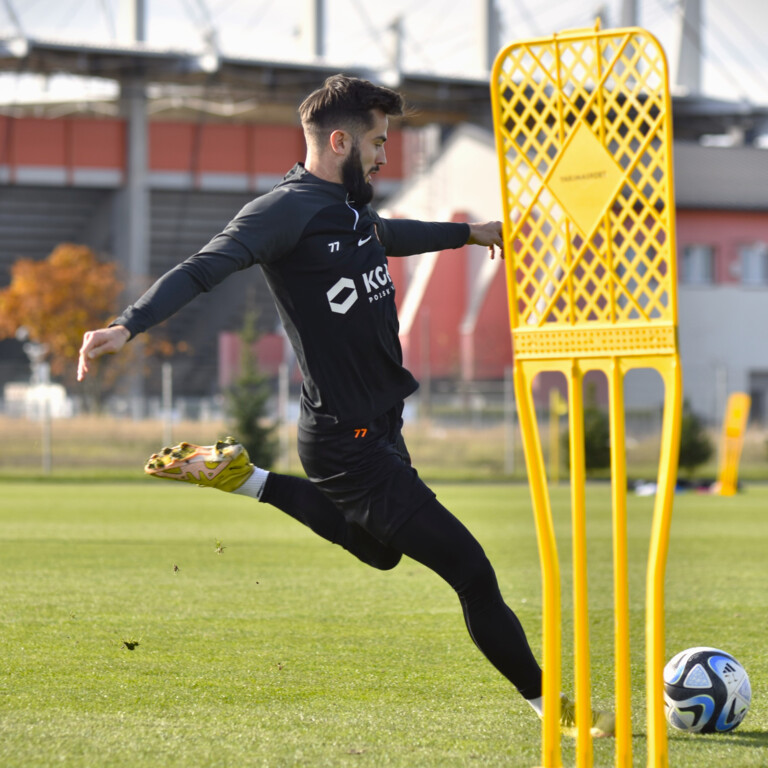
[2,43,768,421]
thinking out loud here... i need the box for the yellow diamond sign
[548,122,625,237]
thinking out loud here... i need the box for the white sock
[526,696,544,716]
[232,467,269,500]
[527,694,571,717]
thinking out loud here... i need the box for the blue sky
[1,0,768,105]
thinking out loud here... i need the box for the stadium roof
[2,34,768,138]
[0,35,495,126]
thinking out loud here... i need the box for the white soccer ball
[663,646,751,734]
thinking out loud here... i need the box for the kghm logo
[363,264,393,303]
[327,265,394,314]
[327,277,358,314]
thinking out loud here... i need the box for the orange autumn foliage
[0,243,123,378]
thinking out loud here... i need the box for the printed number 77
[354,428,368,438]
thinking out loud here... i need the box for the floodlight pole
[120,77,149,305]
[116,0,150,417]
[387,16,403,80]
[301,0,325,59]
[619,0,639,27]
[117,0,146,43]
[675,0,702,96]
[479,0,500,72]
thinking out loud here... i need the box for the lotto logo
[326,277,358,314]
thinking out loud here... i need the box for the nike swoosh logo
[358,235,372,246]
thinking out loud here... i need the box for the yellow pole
[645,357,682,767]
[567,362,594,766]
[516,361,563,768]
[716,392,751,495]
[609,359,632,766]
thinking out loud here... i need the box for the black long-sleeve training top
[113,163,470,431]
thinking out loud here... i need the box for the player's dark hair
[299,74,404,142]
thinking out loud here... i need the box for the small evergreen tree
[582,381,611,473]
[225,311,278,468]
[678,400,714,480]
[561,380,611,475]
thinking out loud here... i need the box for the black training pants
[260,471,543,700]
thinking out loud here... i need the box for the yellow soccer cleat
[144,436,254,492]
[556,695,616,739]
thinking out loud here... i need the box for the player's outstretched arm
[77,325,131,382]
[467,221,504,260]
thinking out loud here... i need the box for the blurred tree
[561,380,611,475]
[0,244,122,382]
[0,244,188,402]
[581,380,611,473]
[225,310,278,469]
[678,399,714,480]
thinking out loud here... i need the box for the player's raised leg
[144,437,401,570]
[388,495,615,738]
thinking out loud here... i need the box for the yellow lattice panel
[494,23,678,355]
[491,23,683,768]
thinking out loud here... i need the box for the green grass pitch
[0,480,765,767]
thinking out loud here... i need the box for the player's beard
[341,142,375,208]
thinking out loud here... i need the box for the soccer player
[78,74,613,738]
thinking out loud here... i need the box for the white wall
[386,125,768,423]
[385,124,501,223]
[678,286,768,422]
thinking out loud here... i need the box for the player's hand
[77,325,130,382]
[467,221,504,260]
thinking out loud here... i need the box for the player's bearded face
[341,141,375,207]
